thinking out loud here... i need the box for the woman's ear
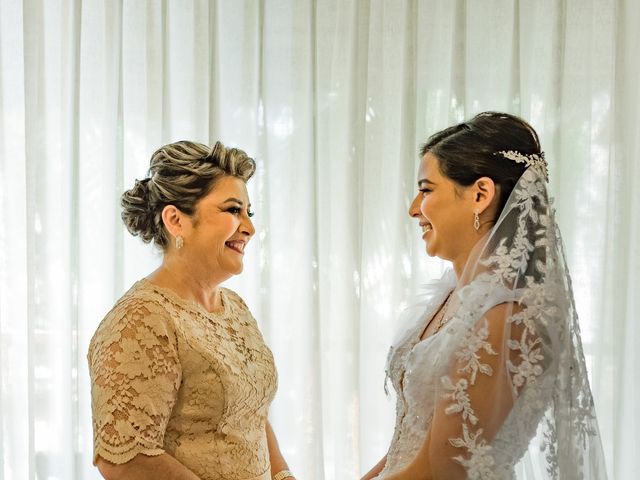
[161,205,184,239]
[471,176,496,213]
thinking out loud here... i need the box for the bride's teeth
[422,225,432,233]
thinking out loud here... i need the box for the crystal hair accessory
[495,150,549,181]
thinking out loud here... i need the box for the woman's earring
[473,211,481,231]
[176,235,184,250]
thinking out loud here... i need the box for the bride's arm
[361,455,387,480]
[386,303,525,480]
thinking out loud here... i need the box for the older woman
[363,113,607,480]
[88,141,294,480]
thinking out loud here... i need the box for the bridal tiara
[495,150,549,181]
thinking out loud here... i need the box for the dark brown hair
[420,111,542,213]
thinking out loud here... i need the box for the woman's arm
[89,302,188,480]
[361,455,387,480]
[96,453,200,480]
[266,421,295,479]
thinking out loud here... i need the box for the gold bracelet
[273,470,295,480]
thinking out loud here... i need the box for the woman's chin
[425,244,448,261]
[220,259,244,277]
[230,262,244,275]
[424,243,437,257]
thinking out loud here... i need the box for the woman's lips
[225,240,245,254]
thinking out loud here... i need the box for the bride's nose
[409,193,422,218]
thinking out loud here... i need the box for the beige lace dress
[88,279,277,480]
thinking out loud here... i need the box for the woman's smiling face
[184,175,256,278]
[408,152,482,270]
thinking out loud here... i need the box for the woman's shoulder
[111,280,175,319]
[88,281,176,353]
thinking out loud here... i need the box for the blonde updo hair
[121,140,256,249]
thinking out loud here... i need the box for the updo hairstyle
[121,140,256,249]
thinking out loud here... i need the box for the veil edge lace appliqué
[381,164,607,479]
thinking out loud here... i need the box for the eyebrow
[417,178,436,188]
[221,197,251,207]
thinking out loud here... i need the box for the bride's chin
[424,243,436,257]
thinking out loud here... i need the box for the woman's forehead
[200,177,250,206]
[215,176,248,195]
[418,152,442,179]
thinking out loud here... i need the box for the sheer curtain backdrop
[0,0,637,479]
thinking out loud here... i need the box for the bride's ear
[470,176,497,213]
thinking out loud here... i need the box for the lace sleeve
[88,298,182,465]
[425,302,550,479]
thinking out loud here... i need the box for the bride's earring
[176,235,184,250]
[473,211,480,231]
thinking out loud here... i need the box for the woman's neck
[147,257,226,313]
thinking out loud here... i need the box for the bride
[362,112,607,480]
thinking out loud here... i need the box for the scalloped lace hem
[93,444,165,465]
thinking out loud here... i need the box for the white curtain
[0,0,637,479]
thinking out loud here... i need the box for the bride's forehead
[418,153,444,179]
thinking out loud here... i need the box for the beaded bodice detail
[380,289,450,477]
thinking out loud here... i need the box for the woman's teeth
[225,241,245,253]
[422,224,432,234]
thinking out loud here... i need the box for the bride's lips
[225,240,246,254]
[420,222,433,237]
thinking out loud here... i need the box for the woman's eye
[419,188,431,196]
[247,210,255,218]
[227,206,254,217]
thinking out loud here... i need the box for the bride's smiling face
[408,152,494,272]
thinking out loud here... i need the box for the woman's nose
[241,215,256,237]
[408,194,422,218]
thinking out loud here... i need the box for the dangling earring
[473,211,481,231]
[175,235,184,250]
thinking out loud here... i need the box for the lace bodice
[380,286,451,477]
[379,277,555,479]
[88,279,277,480]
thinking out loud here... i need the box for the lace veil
[393,163,607,479]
